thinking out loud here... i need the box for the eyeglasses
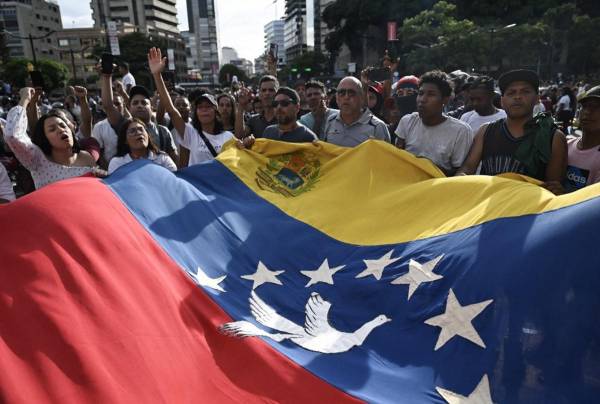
[126,126,145,136]
[337,89,358,97]
[271,100,295,108]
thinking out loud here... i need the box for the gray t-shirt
[263,124,318,143]
[395,112,473,171]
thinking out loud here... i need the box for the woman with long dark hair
[148,47,234,167]
[4,87,103,189]
[108,118,177,174]
[217,93,236,132]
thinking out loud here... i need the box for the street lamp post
[487,23,516,74]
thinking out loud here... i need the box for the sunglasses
[271,100,296,108]
[337,89,358,97]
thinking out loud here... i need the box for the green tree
[218,64,248,85]
[399,2,482,73]
[1,58,69,91]
[567,14,600,77]
[91,32,168,88]
[322,0,434,68]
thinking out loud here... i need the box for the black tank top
[481,119,533,177]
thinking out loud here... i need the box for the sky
[56,0,285,61]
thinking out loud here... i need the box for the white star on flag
[300,259,345,287]
[424,289,493,350]
[241,261,285,290]
[436,374,493,404]
[189,266,227,293]
[391,254,444,299]
[355,250,401,280]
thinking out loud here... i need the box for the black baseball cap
[128,85,151,99]
[579,85,600,104]
[498,70,539,95]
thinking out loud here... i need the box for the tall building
[91,0,178,35]
[264,19,285,66]
[56,27,105,84]
[0,0,63,61]
[313,0,351,75]
[313,0,334,55]
[90,0,186,78]
[185,0,220,83]
[221,47,238,66]
[284,0,314,62]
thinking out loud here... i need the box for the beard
[277,114,294,125]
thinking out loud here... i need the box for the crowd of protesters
[0,47,599,203]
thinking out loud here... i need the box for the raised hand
[73,86,88,100]
[236,85,252,108]
[148,47,166,75]
[20,87,35,102]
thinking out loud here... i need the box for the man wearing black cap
[562,85,600,191]
[100,71,178,164]
[456,69,567,188]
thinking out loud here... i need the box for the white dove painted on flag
[220,291,391,354]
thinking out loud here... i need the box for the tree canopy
[2,58,69,92]
[322,0,600,79]
[218,64,249,86]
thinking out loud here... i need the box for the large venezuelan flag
[1,140,600,403]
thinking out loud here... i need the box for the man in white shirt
[395,70,473,175]
[92,94,126,169]
[119,62,136,93]
[460,76,506,132]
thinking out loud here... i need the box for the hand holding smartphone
[29,70,45,90]
[101,53,114,75]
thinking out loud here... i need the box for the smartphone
[101,53,114,75]
[269,43,278,59]
[30,70,45,89]
[368,67,391,82]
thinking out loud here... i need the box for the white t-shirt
[395,112,473,171]
[557,94,571,111]
[460,109,506,132]
[108,151,177,174]
[122,72,136,90]
[179,123,234,166]
[92,118,118,162]
[0,163,15,201]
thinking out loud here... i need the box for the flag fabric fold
[1,139,599,403]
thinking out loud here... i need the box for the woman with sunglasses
[4,87,105,190]
[108,118,177,174]
[148,47,233,167]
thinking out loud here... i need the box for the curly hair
[32,111,81,156]
[419,70,453,98]
[115,118,160,157]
